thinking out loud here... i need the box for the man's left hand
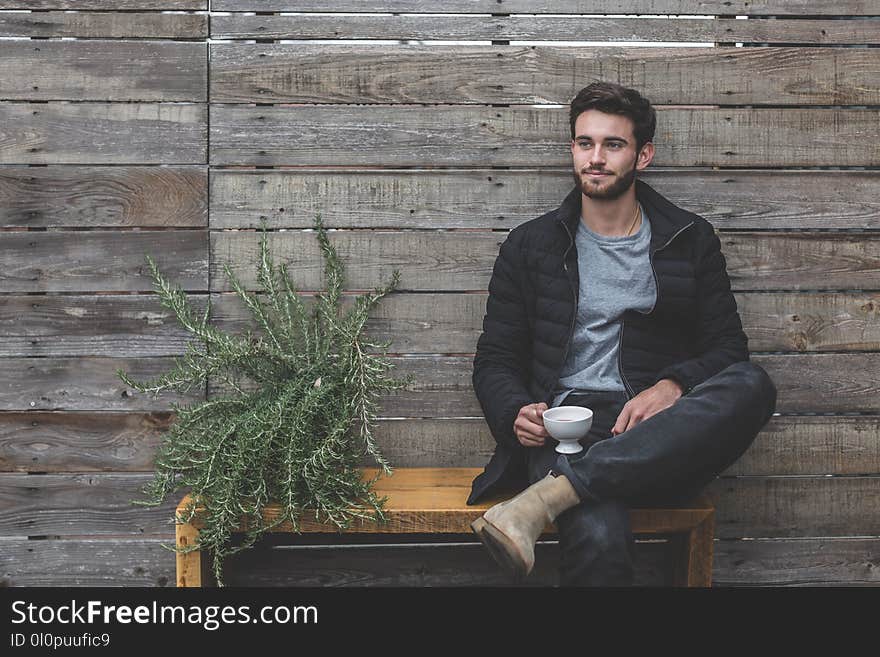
[611,378,684,436]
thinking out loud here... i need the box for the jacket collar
[555,178,695,249]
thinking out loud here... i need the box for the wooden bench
[175,467,715,587]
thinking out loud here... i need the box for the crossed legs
[521,361,777,586]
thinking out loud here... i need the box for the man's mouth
[586,171,610,177]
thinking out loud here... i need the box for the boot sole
[471,517,529,581]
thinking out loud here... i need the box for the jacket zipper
[616,220,695,399]
[553,222,578,401]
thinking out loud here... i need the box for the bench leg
[176,520,213,587]
[671,512,715,587]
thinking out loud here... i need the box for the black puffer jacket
[468,179,749,505]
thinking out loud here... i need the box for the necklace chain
[624,203,641,237]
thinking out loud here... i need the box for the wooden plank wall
[1,1,878,586]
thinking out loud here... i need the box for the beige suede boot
[471,472,581,579]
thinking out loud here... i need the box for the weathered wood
[0,1,205,8]
[726,416,880,477]
[0,102,206,165]
[0,12,207,39]
[0,230,207,293]
[210,231,880,292]
[0,166,207,228]
[0,294,208,357]
[210,45,880,106]
[0,412,170,473]
[712,537,880,586]
[0,357,204,411]
[208,291,880,354]
[2,413,877,477]
[1,290,875,360]
[707,476,880,539]
[0,538,176,587]
[209,169,880,231]
[212,1,880,17]
[366,416,880,477]
[736,293,880,353]
[13,353,880,417]
[2,472,878,538]
[756,354,880,413]
[0,473,180,537]
[203,353,880,415]
[721,233,880,290]
[0,42,206,101]
[211,15,880,45]
[209,106,880,167]
[2,535,876,587]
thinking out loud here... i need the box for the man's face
[570,109,654,200]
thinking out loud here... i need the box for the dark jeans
[525,361,777,587]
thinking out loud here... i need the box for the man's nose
[588,146,606,165]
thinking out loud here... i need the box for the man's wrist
[658,377,685,397]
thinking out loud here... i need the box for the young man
[468,82,777,586]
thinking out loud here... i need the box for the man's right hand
[514,402,549,447]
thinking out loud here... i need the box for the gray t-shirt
[551,204,657,407]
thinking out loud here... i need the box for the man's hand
[611,378,684,436]
[514,402,549,447]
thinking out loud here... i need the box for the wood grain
[0,12,207,39]
[209,169,880,231]
[2,414,877,477]
[707,476,880,539]
[209,106,880,167]
[0,230,207,293]
[212,1,880,17]
[0,1,205,8]
[0,357,204,411]
[212,15,880,45]
[210,230,880,292]
[2,472,877,538]
[0,103,206,165]
[367,353,880,414]
[0,294,208,358]
[1,353,858,414]
[0,412,171,473]
[2,290,877,359]
[0,41,206,101]
[208,291,880,354]
[0,166,207,228]
[210,45,880,106]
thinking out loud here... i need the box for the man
[468,81,777,586]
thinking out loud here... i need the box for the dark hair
[569,82,656,153]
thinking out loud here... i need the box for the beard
[572,160,637,201]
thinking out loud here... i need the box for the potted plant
[118,215,411,585]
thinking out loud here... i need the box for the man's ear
[636,141,655,171]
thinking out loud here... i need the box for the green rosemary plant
[118,214,412,585]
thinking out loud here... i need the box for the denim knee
[728,361,777,417]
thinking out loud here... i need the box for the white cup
[541,406,593,454]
